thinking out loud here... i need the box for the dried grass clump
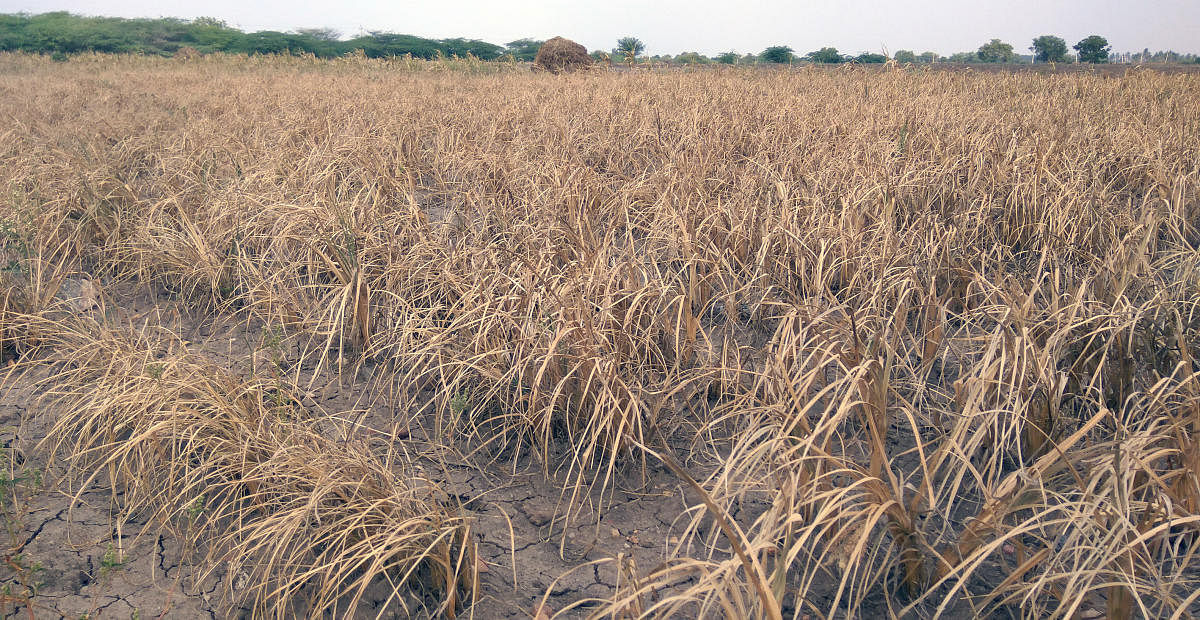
[23,319,474,618]
[533,37,593,73]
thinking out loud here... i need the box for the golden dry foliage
[1,53,1199,617]
[17,315,475,618]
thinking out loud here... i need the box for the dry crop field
[0,53,1198,619]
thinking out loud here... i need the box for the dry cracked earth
[0,277,1036,620]
[0,278,729,619]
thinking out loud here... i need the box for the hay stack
[533,37,593,74]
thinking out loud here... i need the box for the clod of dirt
[533,37,593,74]
[525,504,555,527]
[55,277,100,312]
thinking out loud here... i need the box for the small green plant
[99,543,124,577]
[261,326,282,353]
[185,494,206,521]
[0,259,21,276]
[450,391,470,418]
[0,450,41,512]
[2,553,47,606]
[145,362,165,380]
[259,326,286,372]
[0,218,29,277]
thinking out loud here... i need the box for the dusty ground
[0,279,728,619]
[0,278,1037,619]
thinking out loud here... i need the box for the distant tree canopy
[1074,35,1111,63]
[1,12,189,54]
[805,47,846,63]
[436,37,504,59]
[977,39,1016,63]
[0,11,504,59]
[675,51,709,64]
[615,36,645,62]
[893,50,917,63]
[504,38,542,61]
[853,52,887,63]
[1134,48,1199,63]
[341,33,502,59]
[715,50,739,64]
[760,45,794,63]
[295,27,339,42]
[1031,35,1069,63]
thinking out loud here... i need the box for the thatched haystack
[533,37,593,74]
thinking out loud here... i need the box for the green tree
[616,36,644,64]
[438,37,504,59]
[186,17,242,53]
[1030,35,1068,63]
[675,51,708,64]
[0,14,31,51]
[854,52,887,63]
[1074,35,1110,63]
[760,45,794,63]
[977,38,1015,63]
[344,32,441,58]
[22,12,136,54]
[715,50,739,64]
[504,38,543,61]
[918,51,939,63]
[893,50,917,63]
[805,47,844,63]
[0,11,519,60]
[230,31,292,55]
[295,27,339,42]
[192,16,227,28]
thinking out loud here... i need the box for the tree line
[752,36,1124,65]
[0,12,507,59]
[2,12,1197,66]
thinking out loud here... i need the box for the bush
[854,53,887,64]
[1074,35,1111,63]
[806,47,845,63]
[760,46,794,64]
[977,39,1015,63]
[1031,35,1069,63]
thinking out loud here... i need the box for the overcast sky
[4,0,1198,56]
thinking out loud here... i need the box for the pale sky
[4,0,1198,56]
